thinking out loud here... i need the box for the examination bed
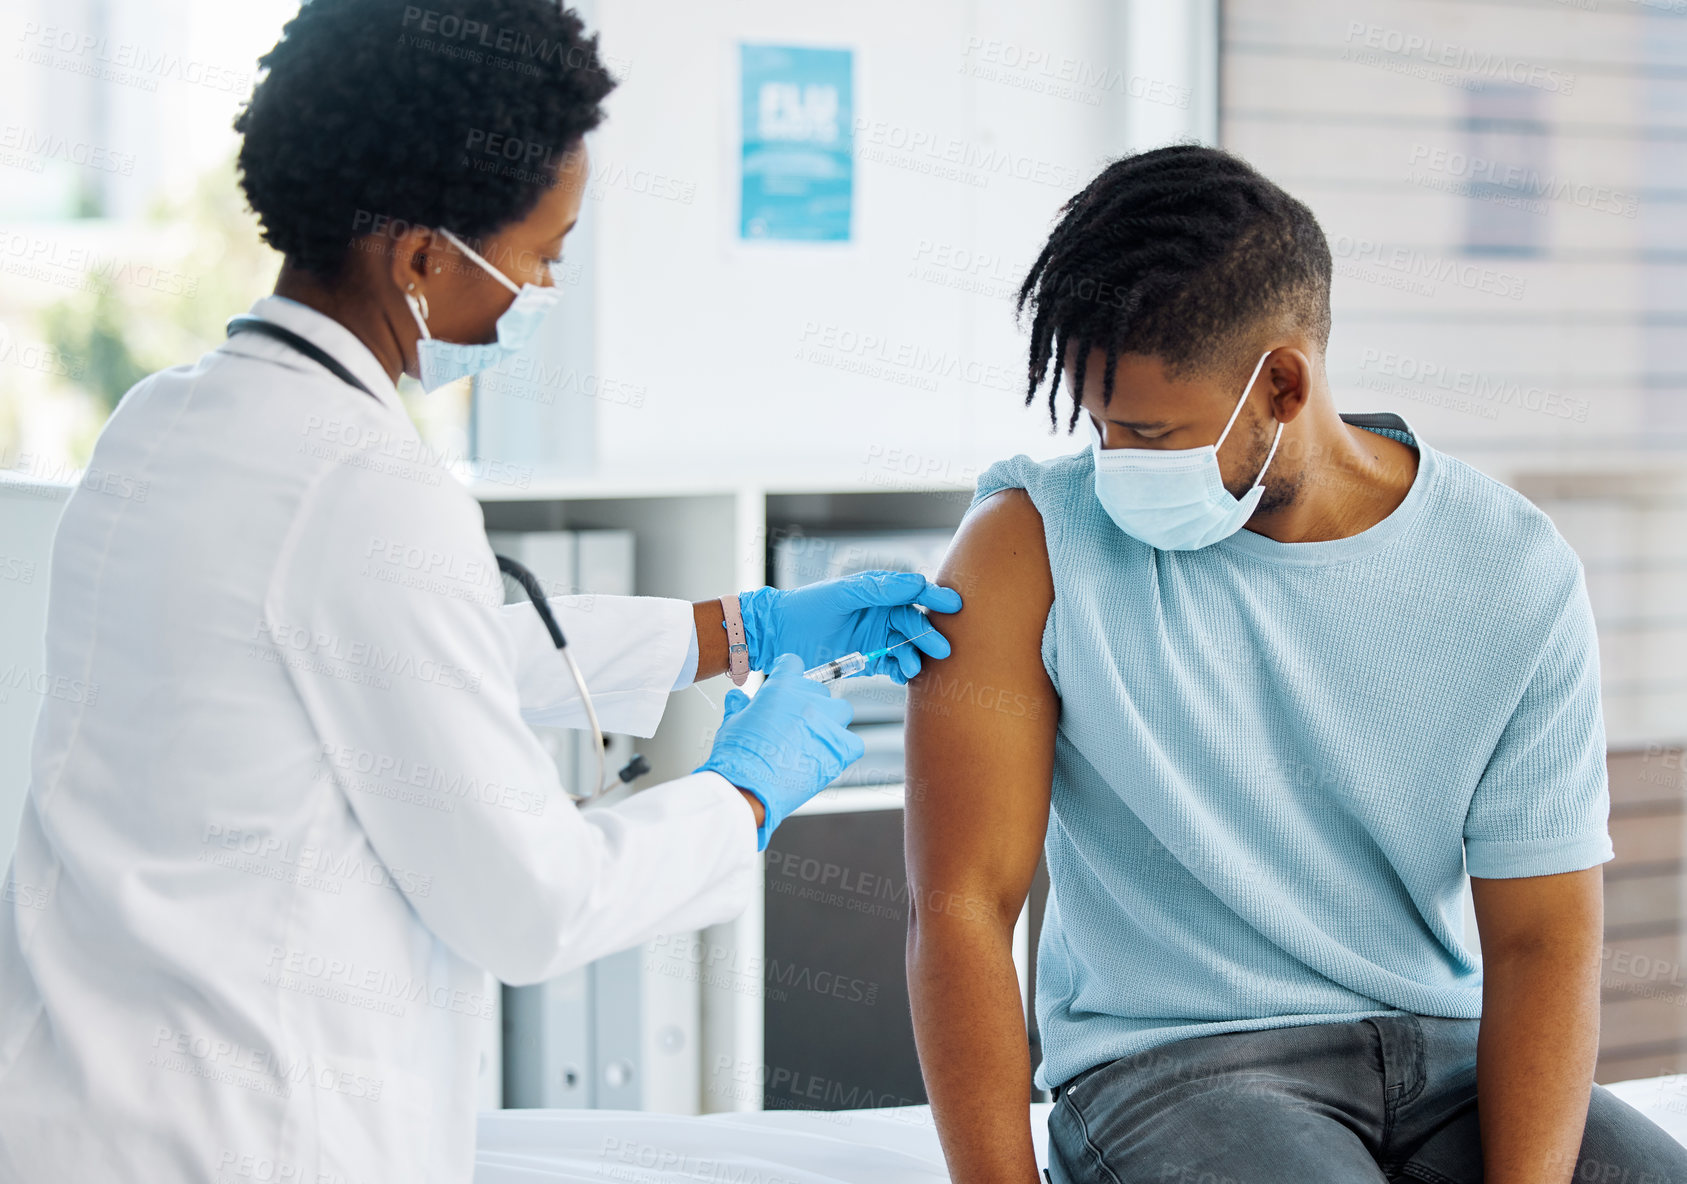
[474,1076,1687,1183]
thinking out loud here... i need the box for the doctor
[0,1,960,1181]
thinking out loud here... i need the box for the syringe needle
[804,628,944,684]
[868,626,938,660]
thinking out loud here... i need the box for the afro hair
[234,0,617,277]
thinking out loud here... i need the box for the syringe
[803,628,938,685]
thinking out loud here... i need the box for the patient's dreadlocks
[1017,145,1333,433]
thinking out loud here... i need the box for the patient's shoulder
[941,487,1054,622]
[958,485,1047,554]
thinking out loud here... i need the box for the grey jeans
[1046,1014,1687,1183]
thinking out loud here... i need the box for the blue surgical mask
[1089,350,1283,551]
[404,226,564,392]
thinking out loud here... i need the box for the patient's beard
[1222,411,1300,516]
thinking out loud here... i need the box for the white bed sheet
[474,1103,1018,1184]
[476,1077,1687,1183]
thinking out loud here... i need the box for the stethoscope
[227,314,626,803]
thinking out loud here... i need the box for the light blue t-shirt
[971,413,1614,1091]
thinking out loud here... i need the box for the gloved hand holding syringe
[804,626,940,684]
[737,571,959,685]
[697,576,961,852]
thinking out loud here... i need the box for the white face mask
[403,227,564,392]
[1089,350,1283,551]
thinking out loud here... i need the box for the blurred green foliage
[37,155,282,456]
[15,154,465,469]
[40,285,149,419]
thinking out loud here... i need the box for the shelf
[466,471,975,503]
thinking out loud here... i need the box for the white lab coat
[0,296,759,1183]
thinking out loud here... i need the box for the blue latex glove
[738,571,963,684]
[696,654,865,851]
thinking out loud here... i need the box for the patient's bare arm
[905,489,1059,1184]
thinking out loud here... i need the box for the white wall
[577,0,1205,485]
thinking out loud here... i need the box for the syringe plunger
[803,652,869,684]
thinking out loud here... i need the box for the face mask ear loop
[436,226,523,296]
[1250,419,1285,492]
[404,286,432,340]
[1215,349,1273,452]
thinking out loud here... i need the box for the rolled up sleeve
[502,593,695,737]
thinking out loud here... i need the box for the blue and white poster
[739,44,853,242]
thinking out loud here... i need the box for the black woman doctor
[0,3,959,1181]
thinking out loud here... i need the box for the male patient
[904,145,1687,1183]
